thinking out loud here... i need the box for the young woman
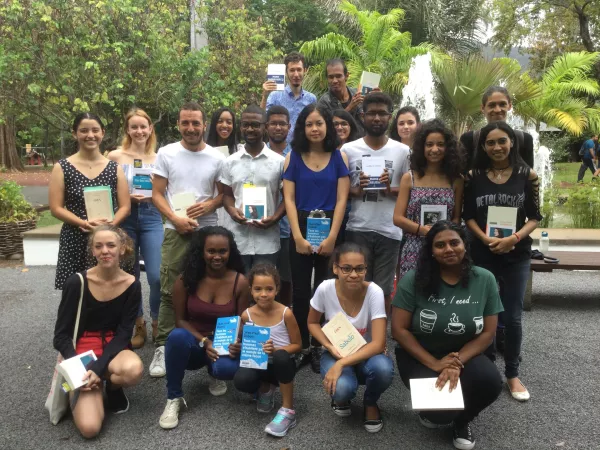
[393,119,464,280]
[307,243,393,433]
[390,106,421,150]
[206,107,242,155]
[233,263,302,437]
[283,104,350,373]
[392,221,503,450]
[333,109,362,147]
[463,121,541,402]
[159,226,249,430]
[50,113,131,290]
[108,108,162,348]
[53,225,143,438]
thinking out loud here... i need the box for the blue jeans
[121,202,164,320]
[320,351,394,406]
[165,328,240,399]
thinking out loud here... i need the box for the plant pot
[0,219,37,258]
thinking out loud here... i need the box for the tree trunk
[573,3,600,80]
[0,117,24,172]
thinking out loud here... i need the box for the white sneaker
[208,377,227,396]
[159,397,186,429]
[150,346,166,378]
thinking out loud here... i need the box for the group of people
[49,51,542,450]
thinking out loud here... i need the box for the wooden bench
[525,251,600,310]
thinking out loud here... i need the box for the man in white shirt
[342,92,410,314]
[149,102,225,377]
[220,105,285,270]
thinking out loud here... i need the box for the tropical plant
[0,181,37,223]
[564,185,600,228]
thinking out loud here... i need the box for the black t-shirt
[460,130,534,170]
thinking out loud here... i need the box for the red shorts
[75,331,116,357]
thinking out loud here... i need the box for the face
[248,205,254,213]
[178,110,205,147]
[494,229,500,237]
[333,116,351,143]
[334,252,367,289]
[305,110,327,144]
[484,128,512,164]
[432,230,466,267]
[266,113,290,144]
[203,235,230,271]
[424,132,446,164]
[73,119,105,152]
[251,275,279,308]
[286,61,306,88]
[364,103,392,137]
[240,112,265,145]
[482,92,512,123]
[396,113,418,143]
[127,115,152,146]
[216,111,234,140]
[326,64,348,95]
[91,230,123,268]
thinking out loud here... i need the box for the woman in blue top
[283,103,350,372]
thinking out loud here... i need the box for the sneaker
[208,377,227,396]
[453,422,476,450]
[331,400,351,417]
[106,386,129,414]
[149,346,166,378]
[363,405,383,433]
[418,413,453,429]
[159,398,187,430]
[256,387,275,413]
[131,321,147,349]
[310,346,323,374]
[294,350,312,370]
[264,407,297,437]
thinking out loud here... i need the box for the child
[233,263,302,437]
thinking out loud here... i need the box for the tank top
[246,307,291,348]
[121,162,155,194]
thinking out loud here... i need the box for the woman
[308,243,393,433]
[282,104,350,373]
[390,106,421,150]
[392,221,503,450]
[463,121,541,401]
[108,108,163,348]
[159,226,249,430]
[53,225,143,438]
[50,113,130,290]
[393,119,464,280]
[206,107,242,155]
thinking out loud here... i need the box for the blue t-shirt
[582,139,596,160]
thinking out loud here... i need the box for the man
[317,58,364,133]
[149,102,225,378]
[220,105,285,270]
[579,134,599,181]
[261,51,316,142]
[342,92,410,314]
[265,105,292,306]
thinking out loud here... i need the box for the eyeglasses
[267,121,289,128]
[333,121,350,128]
[335,264,367,274]
[241,121,265,129]
[364,111,392,119]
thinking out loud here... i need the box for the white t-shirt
[310,279,387,343]
[342,138,410,241]
[153,142,225,230]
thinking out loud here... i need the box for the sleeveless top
[246,307,291,348]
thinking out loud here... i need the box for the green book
[83,186,114,220]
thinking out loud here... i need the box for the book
[56,350,98,393]
[242,186,267,221]
[214,146,231,158]
[171,192,196,218]
[358,71,381,95]
[132,168,153,197]
[306,217,331,251]
[83,186,114,221]
[267,64,286,91]
[321,311,367,358]
[240,324,271,370]
[361,156,386,190]
[212,316,241,356]
[409,378,465,411]
[420,205,447,226]
[486,206,518,238]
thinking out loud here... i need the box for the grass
[36,210,61,228]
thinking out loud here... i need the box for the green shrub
[564,185,600,228]
[0,181,38,223]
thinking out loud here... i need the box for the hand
[323,361,343,396]
[228,207,247,225]
[489,236,517,254]
[325,344,343,360]
[317,236,335,256]
[295,237,313,255]
[419,225,431,237]
[379,169,390,187]
[262,80,277,95]
[80,219,108,232]
[433,352,464,372]
[262,339,275,355]
[172,216,198,234]
[228,339,241,358]
[80,370,102,391]
[347,92,364,111]
[252,215,277,229]
[358,171,370,189]
[436,367,461,393]
[130,194,147,204]
[204,340,219,362]
[186,201,215,219]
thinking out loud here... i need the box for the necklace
[490,166,510,180]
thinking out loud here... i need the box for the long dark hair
[206,107,239,155]
[333,109,362,146]
[181,226,245,295]
[390,106,420,143]
[411,119,464,181]
[473,121,525,171]
[72,112,105,132]
[291,104,339,153]
[415,221,473,297]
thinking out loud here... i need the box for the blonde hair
[121,108,157,155]
[88,225,135,266]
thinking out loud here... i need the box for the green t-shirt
[392,266,503,355]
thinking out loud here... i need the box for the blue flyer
[306,217,331,250]
[240,324,270,370]
[212,316,241,356]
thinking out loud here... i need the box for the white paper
[267,64,286,91]
[171,192,196,218]
[214,146,231,158]
[359,71,381,95]
[242,186,267,221]
[421,205,447,226]
[362,156,386,190]
[410,378,464,411]
[486,206,518,238]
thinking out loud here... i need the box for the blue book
[306,217,331,250]
[240,324,270,370]
[212,316,241,356]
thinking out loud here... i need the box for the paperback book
[361,156,386,190]
[212,316,241,356]
[83,186,114,221]
[57,350,98,393]
[420,205,447,226]
[242,186,267,221]
[321,311,367,357]
[214,146,231,158]
[409,378,464,411]
[486,206,518,238]
[240,324,270,370]
[358,71,381,95]
[306,217,331,251]
[171,192,196,218]
[132,168,153,197]
[267,64,286,91]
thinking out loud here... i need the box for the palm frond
[299,33,358,64]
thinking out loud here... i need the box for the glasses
[335,264,367,275]
[267,121,289,128]
[333,121,350,128]
[241,121,265,129]
[364,111,392,119]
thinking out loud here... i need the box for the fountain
[400,53,436,121]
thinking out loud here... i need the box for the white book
[132,168,153,197]
[267,64,286,91]
[362,156,386,190]
[57,350,98,392]
[486,206,518,238]
[242,186,267,221]
[214,146,231,158]
[171,192,196,218]
[359,71,381,95]
[410,378,465,411]
[83,186,114,221]
[421,205,447,226]
[321,311,367,357]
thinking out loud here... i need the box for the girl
[393,119,464,279]
[307,243,393,434]
[50,113,131,290]
[206,107,242,155]
[390,106,421,150]
[463,121,541,402]
[333,109,362,147]
[159,226,249,430]
[233,263,302,437]
[53,225,143,438]
[108,108,163,348]
[283,104,350,373]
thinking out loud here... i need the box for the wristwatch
[199,336,210,348]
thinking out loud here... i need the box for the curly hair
[206,107,239,155]
[291,104,340,153]
[414,221,474,297]
[87,224,135,267]
[390,106,421,143]
[473,121,526,171]
[411,119,464,182]
[248,262,281,291]
[181,226,246,296]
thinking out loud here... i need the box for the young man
[342,92,410,313]
[261,51,317,142]
[579,134,599,181]
[149,102,225,378]
[220,105,286,270]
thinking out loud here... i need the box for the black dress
[54,160,119,290]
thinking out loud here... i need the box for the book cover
[242,186,267,221]
[306,217,331,251]
[361,156,386,190]
[57,350,98,392]
[267,64,286,91]
[240,324,271,370]
[409,378,465,411]
[171,192,196,218]
[321,311,367,357]
[420,205,448,226]
[358,71,381,95]
[132,168,153,197]
[212,316,241,356]
[83,186,114,221]
[214,146,231,158]
[486,206,518,238]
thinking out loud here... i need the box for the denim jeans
[577,158,595,182]
[165,328,240,400]
[121,202,164,320]
[320,351,394,406]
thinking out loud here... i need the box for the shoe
[363,405,383,433]
[418,413,452,429]
[106,385,129,414]
[507,379,530,402]
[149,346,166,378]
[294,350,312,370]
[131,320,147,349]
[151,320,158,343]
[310,346,323,374]
[256,387,275,413]
[453,422,475,450]
[208,377,227,396]
[159,398,187,430]
[264,407,297,437]
[331,400,351,417]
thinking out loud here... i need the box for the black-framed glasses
[333,121,350,128]
[241,121,265,129]
[335,263,367,274]
[267,121,289,128]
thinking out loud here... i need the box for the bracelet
[416,224,421,236]
[513,232,521,242]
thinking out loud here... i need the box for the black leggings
[234,350,296,392]
[395,347,502,426]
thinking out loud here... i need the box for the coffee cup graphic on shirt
[419,309,437,333]
[473,316,484,335]
[444,313,465,335]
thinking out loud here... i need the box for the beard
[365,125,387,137]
